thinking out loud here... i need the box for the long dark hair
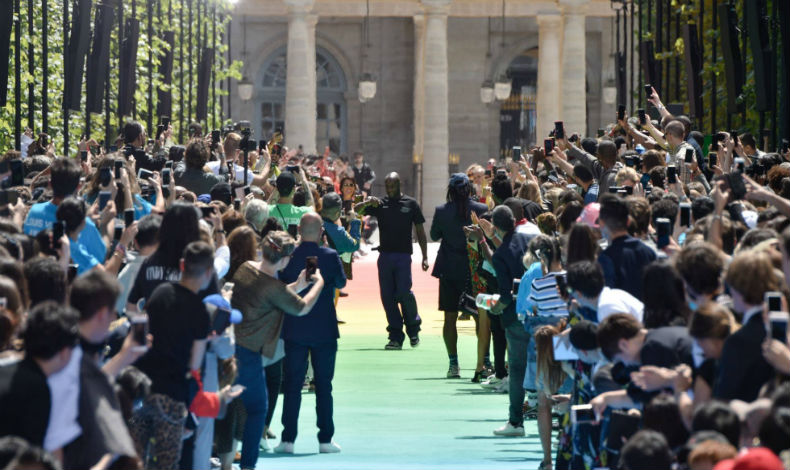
[155,203,201,267]
[641,260,690,328]
[447,182,471,222]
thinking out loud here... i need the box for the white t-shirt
[206,160,255,184]
[597,287,644,323]
[516,221,541,238]
[44,345,83,451]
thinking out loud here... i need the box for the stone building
[228,0,617,216]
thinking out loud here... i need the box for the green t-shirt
[272,203,313,230]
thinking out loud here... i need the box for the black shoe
[409,335,420,348]
[385,340,403,350]
[471,370,486,383]
[338,290,349,297]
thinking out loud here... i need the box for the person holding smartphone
[277,213,345,454]
[205,132,271,187]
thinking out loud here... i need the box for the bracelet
[115,243,127,256]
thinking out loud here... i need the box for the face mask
[687,299,698,312]
[600,225,612,242]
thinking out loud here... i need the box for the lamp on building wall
[602,78,617,104]
[480,80,495,104]
[493,0,512,101]
[237,15,253,101]
[358,0,377,103]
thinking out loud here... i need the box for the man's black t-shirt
[366,195,425,254]
[0,357,50,446]
[135,282,210,404]
[127,250,220,308]
[626,326,694,403]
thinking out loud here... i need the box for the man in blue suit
[430,173,488,378]
[278,212,346,454]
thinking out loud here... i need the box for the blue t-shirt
[84,193,153,221]
[69,241,100,274]
[23,201,107,262]
[516,262,543,319]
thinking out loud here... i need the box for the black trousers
[489,314,508,379]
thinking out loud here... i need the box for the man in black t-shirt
[362,172,429,350]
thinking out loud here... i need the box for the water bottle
[475,293,500,311]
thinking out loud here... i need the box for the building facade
[229,0,617,214]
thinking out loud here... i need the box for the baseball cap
[276,172,296,196]
[713,447,783,470]
[210,182,232,205]
[576,202,601,228]
[322,192,343,211]
[203,294,243,325]
[197,194,212,204]
[449,173,469,188]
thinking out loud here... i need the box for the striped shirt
[527,270,569,317]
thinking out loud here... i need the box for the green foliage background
[1,0,243,154]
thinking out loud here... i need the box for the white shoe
[480,375,501,389]
[319,441,342,453]
[260,437,273,452]
[493,421,525,437]
[493,376,510,394]
[274,441,294,454]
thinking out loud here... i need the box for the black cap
[321,192,343,211]
[210,182,232,206]
[276,172,296,196]
[569,320,598,351]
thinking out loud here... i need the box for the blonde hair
[615,167,640,186]
[518,179,544,206]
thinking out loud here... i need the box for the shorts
[438,277,465,312]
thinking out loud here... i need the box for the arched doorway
[499,50,537,156]
[256,46,348,154]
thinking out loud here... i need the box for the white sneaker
[493,421,525,437]
[319,441,342,453]
[493,376,510,394]
[274,441,294,454]
[260,437,273,452]
[480,375,502,389]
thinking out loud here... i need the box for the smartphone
[727,172,747,201]
[287,224,298,238]
[608,186,622,194]
[67,264,78,284]
[597,129,605,138]
[637,108,646,125]
[680,202,691,228]
[285,165,300,173]
[259,140,267,152]
[156,124,165,140]
[305,256,318,277]
[165,160,174,169]
[200,206,215,218]
[735,157,745,173]
[9,160,24,186]
[161,117,170,128]
[162,168,171,186]
[234,198,241,211]
[782,139,789,154]
[656,217,671,249]
[211,307,231,334]
[243,185,251,196]
[617,104,626,121]
[211,130,221,145]
[98,191,112,211]
[667,165,677,184]
[124,208,135,227]
[571,404,596,426]
[100,167,112,187]
[512,146,522,162]
[624,185,634,195]
[685,148,694,164]
[484,169,492,178]
[129,314,149,351]
[52,220,65,249]
[708,153,718,168]
[114,159,124,179]
[730,130,739,145]
[80,150,88,162]
[644,84,653,98]
[544,139,554,154]
[109,145,119,153]
[624,156,634,167]
[230,384,245,395]
[114,225,123,241]
[137,168,153,180]
[769,311,789,342]
[554,121,565,140]
[766,291,783,313]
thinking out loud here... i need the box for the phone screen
[685,148,694,164]
[667,166,677,184]
[305,256,318,276]
[287,224,298,238]
[656,218,671,249]
[100,167,112,187]
[99,191,112,211]
[708,153,717,168]
[767,292,782,312]
[772,317,789,342]
[680,203,691,228]
[617,104,626,121]
[130,316,149,346]
[125,209,135,227]
[571,405,596,425]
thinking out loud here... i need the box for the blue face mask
[687,299,698,312]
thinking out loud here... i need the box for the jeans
[235,345,267,469]
[377,252,421,343]
[281,340,338,443]
[505,322,530,426]
[265,360,283,428]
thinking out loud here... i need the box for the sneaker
[209,457,221,469]
[447,364,461,378]
[274,441,294,454]
[260,437,273,452]
[319,441,342,453]
[493,421,525,437]
[458,312,471,320]
[409,335,420,348]
[526,391,538,408]
[523,402,539,420]
[480,375,502,389]
[338,291,349,297]
[265,427,276,439]
[493,376,510,394]
[384,340,402,350]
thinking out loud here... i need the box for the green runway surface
[257,333,543,470]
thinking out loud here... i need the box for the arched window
[257,46,347,154]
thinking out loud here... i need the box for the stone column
[536,14,563,143]
[420,0,450,218]
[560,0,589,136]
[412,14,426,205]
[284,0,317,154]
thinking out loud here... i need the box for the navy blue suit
[714,313,775,402]
[279,241,346,443]
[598,235,656,300]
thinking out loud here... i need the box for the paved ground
[254,244,543,469]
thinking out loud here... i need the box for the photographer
[122,121,167,173]
[174,138,228,196]
[206,132,270,187]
